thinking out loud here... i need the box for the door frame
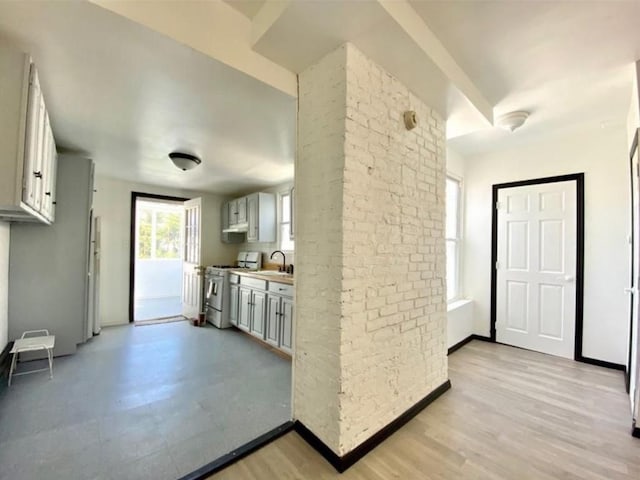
[128,192,189,324]
[628,130,639,392]
[490,173,587,362]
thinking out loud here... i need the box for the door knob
[625,287,638,295]
[564,275,575,283]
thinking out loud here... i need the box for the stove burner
[210,265,235,269]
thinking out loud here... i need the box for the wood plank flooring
[210,340,640,480]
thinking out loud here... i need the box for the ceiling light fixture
[496,111,529,132]
[169,152,201,171]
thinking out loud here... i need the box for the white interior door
[182,198,202,320]
[630,133,640,418]
[496,180,577,358]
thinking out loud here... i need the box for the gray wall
[9,156,93,356]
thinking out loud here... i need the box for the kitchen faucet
[270,250,286,272]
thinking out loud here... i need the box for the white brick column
[294,43,448,458]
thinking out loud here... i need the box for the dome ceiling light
[496,111,529,132]
[169,152,201,171]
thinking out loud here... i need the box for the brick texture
[294,43,447,456]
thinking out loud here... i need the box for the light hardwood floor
[211,340,640,480]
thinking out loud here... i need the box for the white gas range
[204,252,261,328]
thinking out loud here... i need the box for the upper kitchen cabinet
[228,196,248,228]
[220,199,244,244]
[0,44,57,224]
[247,192,276,243]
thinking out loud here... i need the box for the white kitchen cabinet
[220,201,244,244]
[229,283,240,326]
[250,290,266,339]
[0,45,57,224]
[265,283,294,354]
[247,192,276,243]
[227,196,248,228]
[266,295,280,347]
[238,287,251,332]
[280,296,294,354]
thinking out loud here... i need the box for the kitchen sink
[257,270,291,276]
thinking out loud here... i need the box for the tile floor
[0,321,292,480]
[134,296,182,322]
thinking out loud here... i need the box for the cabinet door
[228,199,238,226]
[238,287,251,332]
[237,196,247,224]
[280,297,294,354]
[229,284,239,326]
[265,295,280,347]
[22,67,42,209]
[247,194,258,242]
[251,290,266,338]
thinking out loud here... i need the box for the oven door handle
[207,280,214,299]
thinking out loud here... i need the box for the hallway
[211,341,639,479]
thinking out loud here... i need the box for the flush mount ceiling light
[496,111,529,132]
[169,152,201,171]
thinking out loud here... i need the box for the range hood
[222,223,248,233]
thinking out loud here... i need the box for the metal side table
[8,330,55,386]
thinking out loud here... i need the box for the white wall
[236,180,294,266]
[446,147,474,348]
[93,175,237,326]
[0,221,9,350]
[295,43,448,456]
[464,125,630,364]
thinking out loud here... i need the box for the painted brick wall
[293,45,348,450]
[294,43,447,456]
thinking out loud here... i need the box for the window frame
[446,173,463,303]
[278,188,294,253]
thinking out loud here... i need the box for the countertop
[230,269,294,286]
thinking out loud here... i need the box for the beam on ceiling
[252,0,292,46]
[89,0,297,97]
[377,0,493,125]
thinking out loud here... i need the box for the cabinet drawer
[268,282,294,297]
[240,276,267,291]
[229,273,239,284]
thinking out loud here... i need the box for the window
[446,176,461,301]
[136,201,183,260]
[280,190,294,252]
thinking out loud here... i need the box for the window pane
[137,208,152,259]
[155,211,182,259]
[446,177,459,239]
[281,223,294,251]
[282,193,291,223]
[446,240,457,301]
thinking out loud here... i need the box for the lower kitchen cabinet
[280,297,294,354]
[229,284,239,326]
[265,291,294,354]
[238,285,267,339]
[250,290,266,338]
[265,295,281,347]
[238,287,251,332]
[235,275,294,355]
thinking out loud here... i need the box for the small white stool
[8,330,55,386]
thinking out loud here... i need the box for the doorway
[129,192,188,323]
[491,174,585,359]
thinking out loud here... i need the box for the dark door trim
[129,192,189,324]
[490,173,587,362]
[628,130,639,391]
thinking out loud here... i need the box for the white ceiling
[409,0,640,156]
[228,0,640,156]
[0,1,296,194]
[0,0,638,191]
